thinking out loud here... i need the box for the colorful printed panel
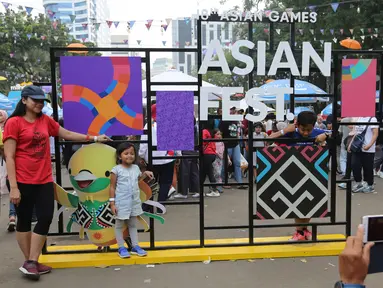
[341,59,377,117]
[255,146,329,220]
[60,56,143,136]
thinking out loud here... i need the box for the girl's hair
[116,142,137,164]
[213,128,221,135]
[5,97,42,126]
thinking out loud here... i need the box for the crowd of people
[0,86,381,285]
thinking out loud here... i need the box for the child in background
[109,142,154,258]
[269,111,329,241]
[213,129,231,193]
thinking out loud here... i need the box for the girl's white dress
[111,164,143,220]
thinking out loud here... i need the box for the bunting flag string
[161,24,169,32]
[137,40,141,45]
[331,3,339,12]
[106,21,113,28]
[162,40,167,46]
[114,21,119,28]
[145,20,153,31]
[275,29,281,35]
[25,6,33,15]
[69,15,76,22]
[129,21,136,29]
[123,39,128,44]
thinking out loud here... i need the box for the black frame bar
[42,14,383,255]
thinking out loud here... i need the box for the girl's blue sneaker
[131,245,147,257]
[118,247,130,258]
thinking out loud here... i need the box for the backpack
[350,118,372,153]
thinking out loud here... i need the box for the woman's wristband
[109,198,115,202]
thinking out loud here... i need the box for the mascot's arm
[54,183,79,208]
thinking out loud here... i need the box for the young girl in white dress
[109,142,154,258]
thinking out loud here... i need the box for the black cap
[254,122,263,128]
[21,85,51,103]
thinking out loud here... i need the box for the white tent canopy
[142,69,219,105]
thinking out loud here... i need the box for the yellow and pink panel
[60,56,143,136]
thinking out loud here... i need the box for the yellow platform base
[40,234,346,269]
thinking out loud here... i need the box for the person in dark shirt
[219,119,246,189]
[269,111,329,241]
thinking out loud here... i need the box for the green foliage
[0,8,100,93]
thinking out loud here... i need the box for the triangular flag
[70,15,76,22]
[264,28,269,34]
[165,18,172,25]
[27,33,32,40]
[185,41,190,46]
[94,23,100,31]
[162,40,166,46]
[320,29,324,35]
[320,40,324,44]
[330,29,334,35]
[47,10,55,18]
[52,21,58,30]
[25,7,33,15]
[54,36,59,41]
[368,28,372,33]
[82,23,88,29]
[331,3,339,12]
[129,21,135,29]
[299,29,304,35]
[360,28,364,34]
[82,38,87,42]
[375,28,379,33]
[310,29,314,35]
[333,37,338,43]
[308,5,316,11]
[175,41,179,47]
[184,17,191,24]
[106,21,113,28]
[1,2,10,9]
[343,55,347,59]
[252,28,256,33]
[349,29,354,34]
[374,34,378,38]
[146,19,153,30]
[123,39,128,44]
[264,10,272,17]
[137,40,141,45]
[9,52,14,58]
[23,55,28,61]
[361,35,365,40]
[340,29,344,34]
[41,35,46,40]
[161,24,168,32]
[276,29,281,35]
[285,8,293,14]
[114,21,119,28]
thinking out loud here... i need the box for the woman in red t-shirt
[202,124,219,197]
[3,86,110,280]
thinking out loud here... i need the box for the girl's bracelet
[109,198,115,202]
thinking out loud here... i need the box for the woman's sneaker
[173,193,187,199]
[206,191,220,197]
[118,247,130,258]
[131,245,147,257]
[19,261,40,280]
[352,182,365,193]
[7,218,16,232]
[362,185,375,194]
[36,262,52,275]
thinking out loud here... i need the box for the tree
[0,7,100,93]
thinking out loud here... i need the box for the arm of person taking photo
[58,127,111,142]
[336,224,373,288]
[4,139,20,205]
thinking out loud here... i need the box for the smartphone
[363,215,383,274]
[362,215,383,243]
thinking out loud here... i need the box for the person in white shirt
[351,117,379,193]
[139,104,179,208]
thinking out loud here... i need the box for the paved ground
[0,168,383,287]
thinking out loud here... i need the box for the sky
[3,0,247,61]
